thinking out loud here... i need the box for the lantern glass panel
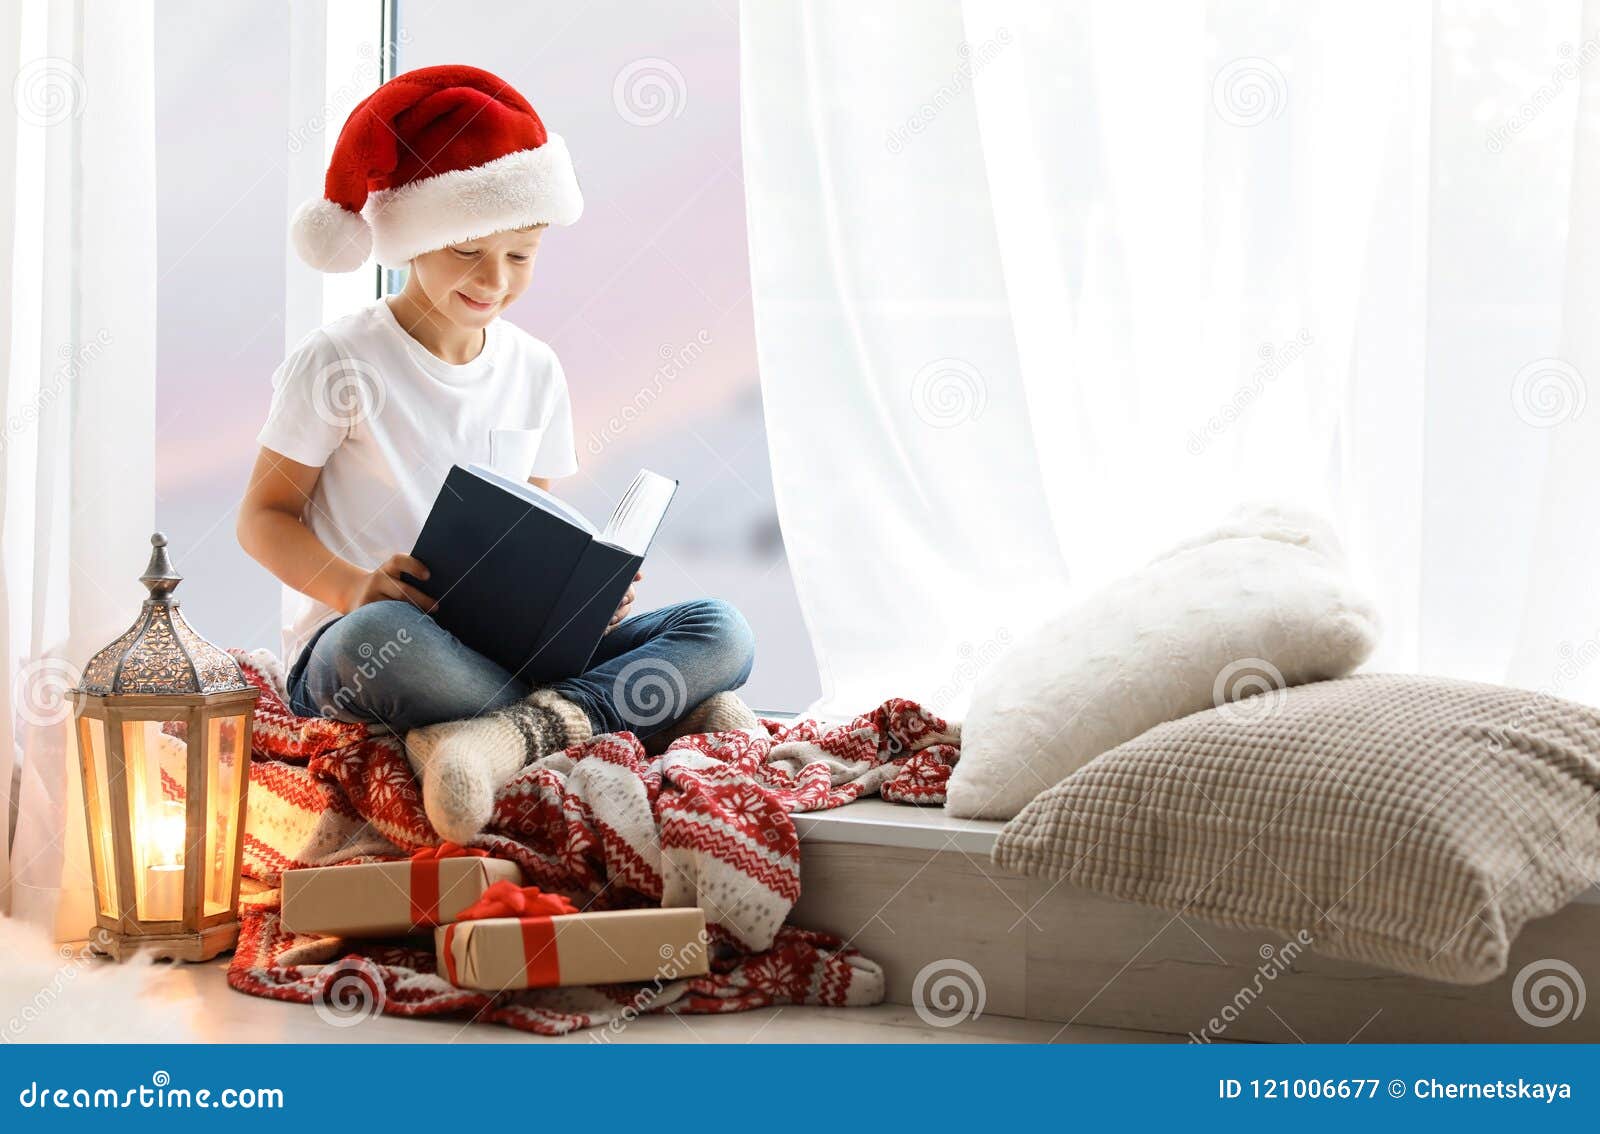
[122,719,190,922]
[203,713,247,916]
[77,715,118,919]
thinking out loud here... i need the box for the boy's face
[409,226,545,329]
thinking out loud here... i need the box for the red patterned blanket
[226,650,961,1035]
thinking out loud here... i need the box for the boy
[238,66,755,842]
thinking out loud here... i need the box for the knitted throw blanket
[226,650,961,1035]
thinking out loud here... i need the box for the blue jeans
[285,598,755,738]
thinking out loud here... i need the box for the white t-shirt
[256,299,580,663]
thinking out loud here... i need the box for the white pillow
[946,508,1379,819]
[1152,500,1349,567]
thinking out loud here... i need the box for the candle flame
[146,802,186,867]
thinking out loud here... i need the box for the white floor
[149,958,1177,1044]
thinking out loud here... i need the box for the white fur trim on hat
[290,196,373,273]
[364,137,583,267]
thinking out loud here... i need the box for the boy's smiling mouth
[455,291,498,312]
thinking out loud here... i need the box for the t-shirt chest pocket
[486,426,546,480]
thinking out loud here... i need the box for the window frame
[283,0,397,349]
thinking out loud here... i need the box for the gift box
[280,844,522,937]
[434,881,710,990]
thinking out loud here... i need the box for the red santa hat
[290,64,583,272]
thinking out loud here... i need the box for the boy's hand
[347,553,438,614]
[606,571,643,632]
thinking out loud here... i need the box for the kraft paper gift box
[280,845,522,937]
[435,884,710,990]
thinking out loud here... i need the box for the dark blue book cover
[408,465,675,684]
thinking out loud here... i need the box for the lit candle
[141,803,187,921]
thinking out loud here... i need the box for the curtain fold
[743,0,1600,716]
[1511,0,1600,694]
[1,0,156,935]
[741,0,1070,717]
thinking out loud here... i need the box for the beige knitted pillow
[994,675,1600,984]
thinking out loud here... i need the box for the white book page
[601,469,678,555]
[466,463,597,535]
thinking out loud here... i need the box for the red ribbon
[407,842,490,929]
[443,881,578,988]
[410,841,489,862]
[455,879,579,920]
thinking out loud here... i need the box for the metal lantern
[71,532,258,962]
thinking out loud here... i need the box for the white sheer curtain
[1,0,157,935]
[743,0,1600,717]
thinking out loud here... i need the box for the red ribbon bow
[456,879,579,921]
[407,842,491,928]
[442,881,578,989]
[411,841,489,861]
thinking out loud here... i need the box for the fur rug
[0,916,200,1043]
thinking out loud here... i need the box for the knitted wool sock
[643,691,760,755]
[404,689,593,843]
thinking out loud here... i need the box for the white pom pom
[289,197,372,272]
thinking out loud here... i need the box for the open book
[407,465,678,682]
